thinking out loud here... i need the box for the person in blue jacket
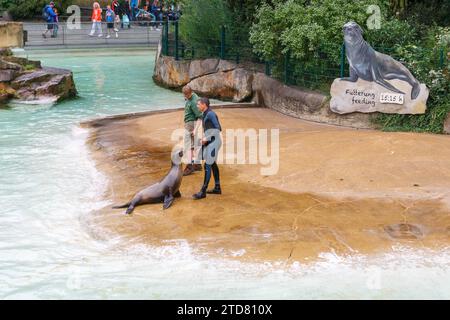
[193,97,223,200]
[130,0,140,21]
[42,2,57,39]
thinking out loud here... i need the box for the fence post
[175,21,179,60]
[265,61,271,76]
[340,43,346,78]
[284,51,290,84]
[220,25,226,60]
[163,20,169,55]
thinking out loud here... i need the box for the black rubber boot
[192,189,206,200]
[207,185,222,194]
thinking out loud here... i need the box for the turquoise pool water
[0,48,448,299]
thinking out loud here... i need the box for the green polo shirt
[184,93,202,123]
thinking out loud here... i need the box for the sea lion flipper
[174,190,181,198]
[374,77,404,95]
[125,205,136,215]
[163,194,174,210]
[125,197,141,215]
[112,201,131,209]
[340,67,358,82]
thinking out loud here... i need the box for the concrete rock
[330,78,429,114]
[189,68,253,102]
[188,58,219,80]
[153,55,190,88]
[0,22,24,48]
[3,56,41,70]
[252,72,374,128]
[444,112,450,134]
[12,67,77,102]
[217,59,237,72]
[0,59,22,71]
[0,69,16,82]
[0,47,12,56]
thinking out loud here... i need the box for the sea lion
[112,149,184,214]
[341,21,421,100]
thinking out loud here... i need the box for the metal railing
[23,21,163,47]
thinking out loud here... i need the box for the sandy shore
[83,107,450,262]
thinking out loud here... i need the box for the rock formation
[330,78,429,114]
[444,112,450,134]
[0,22,23,48]
[153,45,375,129]
[0,48,77,105]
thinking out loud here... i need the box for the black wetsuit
[201,107,222,192]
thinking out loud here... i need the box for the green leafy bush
[0,0,71,20]
[374,27,450,133]
[250,0,390,62]
[178,0,233,57]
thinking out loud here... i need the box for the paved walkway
[23,22,161,49]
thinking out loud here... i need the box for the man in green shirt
[183,85,203,176]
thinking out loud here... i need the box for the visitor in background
[111,0,121,32]
[52,7,59,38]
[151,0,163,27]
[105,5,116,39]
[123,0,132,28]
[89,2,103,37]
[193,97,223,200]
[130,0,140,21]
[182,85,203,176]
[114,9,121,35]
[42,2,57,39]
[111,0,121,18]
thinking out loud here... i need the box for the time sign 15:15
[380,92,405,105]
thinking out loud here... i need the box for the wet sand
[83,107,450,262]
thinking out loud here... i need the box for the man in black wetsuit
[193,98,222,200]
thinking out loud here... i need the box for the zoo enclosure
[162,21,448,92]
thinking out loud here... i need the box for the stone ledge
[0,22,23,48]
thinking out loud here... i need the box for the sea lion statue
[112,149,184,214]
[341,21,421,100]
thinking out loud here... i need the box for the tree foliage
[249,0,393,62]
[0,0,71,19]
[225,0,272,33]
[178,0,233,56]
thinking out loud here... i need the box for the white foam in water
[10,97,57,105]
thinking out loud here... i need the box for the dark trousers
[202,162,220,191]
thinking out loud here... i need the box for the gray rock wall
[153,48,375,129]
